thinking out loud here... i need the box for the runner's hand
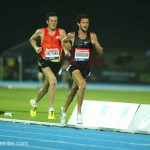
[36,47,42,53]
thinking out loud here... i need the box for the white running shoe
[77,113,83,124]
[60,107,66,125]
[30,99,37,108]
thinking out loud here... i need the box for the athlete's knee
[50,78,57,86]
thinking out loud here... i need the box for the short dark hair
[77,14,89,23]
[46,12,58,20]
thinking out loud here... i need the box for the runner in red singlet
[29,12,70,119]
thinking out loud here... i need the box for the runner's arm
[30,29,42,53]
[90,33,103,55]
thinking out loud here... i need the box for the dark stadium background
[0,0,150,84]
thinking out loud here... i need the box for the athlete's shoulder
[89,32,97,38]
[89,32,96,35]
[34,28,44,36]
[38,28,45,32]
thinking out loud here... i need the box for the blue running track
[0,121,150,150]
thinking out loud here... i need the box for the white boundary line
[0,118,63,127]
[0,118,149,135]
[1,82,150,91]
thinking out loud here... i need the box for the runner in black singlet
[60,14,103,124]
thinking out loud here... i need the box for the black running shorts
[38,58,62,75]
[66,65,91,79]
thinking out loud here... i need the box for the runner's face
[47,16,58,30]
[78,18,89,32]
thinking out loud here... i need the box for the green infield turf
[0,87,149,123]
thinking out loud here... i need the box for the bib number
[75,48,90,61]
[45,48,59,62]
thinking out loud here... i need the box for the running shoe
[30,99,37,117]
[60,107,66,125]
[48,111,55,119]
[77,113,83,124]
[48,107,55,119]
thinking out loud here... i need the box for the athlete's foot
[60,107,66,125]
[48,107,55,119]
[77,113,83,124]
[30,99,37,117]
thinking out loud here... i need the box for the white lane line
[0,134,129,150]
[0,125,150,143]
[0,129,150,147]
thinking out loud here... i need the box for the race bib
[45,48,59,62]
[75,48,90,61]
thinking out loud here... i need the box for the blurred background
[0,0,150,85]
